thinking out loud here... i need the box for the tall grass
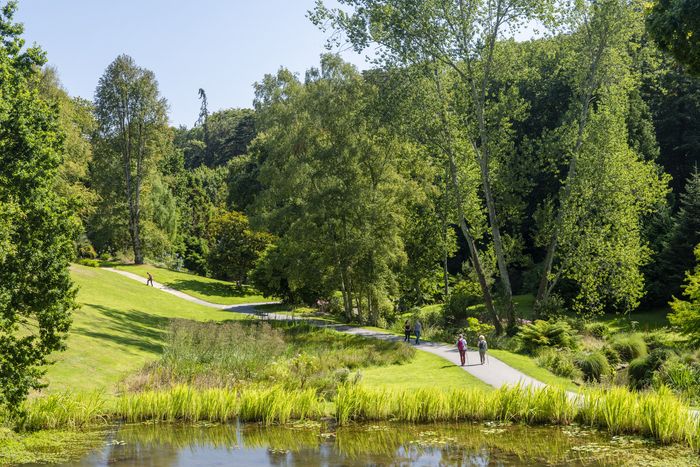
[127,320,414,393]
[115,385,323,425]
[334,383,699,447]
[19,392,106,430]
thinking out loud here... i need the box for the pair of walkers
[456,334,488,366]
[403,319,422,344]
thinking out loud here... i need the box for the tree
[669,245,700,345]
[648,171,700,303]
[254,56,418,323]
[312,0,555,331]
[207,210,272,283]
[533,0,668,316]
[0,1,76,411]
[646,0,700,75]
[93,55,169,264]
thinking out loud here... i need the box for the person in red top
[457,334,467,366]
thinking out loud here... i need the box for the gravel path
[104,267,545,389]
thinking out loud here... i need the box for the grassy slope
[488,350,579,391]
[360,351,492,392]
[43,265,247,394]
[113,264,270,305]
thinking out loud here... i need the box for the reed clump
[114,385,323,425]
[334,384,699,448]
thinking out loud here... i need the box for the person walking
[403,320,411,342]
[478,335,488,365]
[457,333,468,366]
[146,272,154,287]
[414,319,422,345]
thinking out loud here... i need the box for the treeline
[33,1,700,325]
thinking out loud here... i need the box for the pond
[27,421,698,466]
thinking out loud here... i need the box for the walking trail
[106,268,545,390]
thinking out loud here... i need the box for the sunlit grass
[114,264,271,305]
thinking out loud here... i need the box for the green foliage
[517,320,577,354]
[601,345,621,367]
[0,2,76,413]
[584,321,611,339]
[574,351,611,383]
[669,245,700,345]
[628,349,671,390]
[92,54,169,264]
[461,317,495,347]
[646,0,700,75]
[77,259,99,268]
[443,280,483,324]
[610,333,649,362]
[654,359,700,403]
[127,320,414,395]
[535,348,581,379]
[206,210,272,282]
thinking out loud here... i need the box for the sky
[16,0,369,127]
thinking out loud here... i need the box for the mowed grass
[359,351,492,392]
[488,349,579,392]
[42,265,247,394]
[113,264,271,305]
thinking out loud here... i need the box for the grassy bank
[114,264,270,305]
[43,265,247,394]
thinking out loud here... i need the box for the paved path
[105,268,545,390]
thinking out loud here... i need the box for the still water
[40,421,698,466]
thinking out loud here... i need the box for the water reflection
[46,421,697,466]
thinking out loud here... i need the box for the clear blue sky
[16,0,368,127]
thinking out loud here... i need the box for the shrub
[642,329,683,352]
[584,322,610,339]
[610,334,648,362]
[77,237,97,259]
[574,351,611,383]
[654,360,700,403]
[443,281,482,324]
[77,259,100,268]
[460,317,495,347]
[536,348,581,379]
[532,293,566,320]
[628,349,671,390]
[601,345,621,367]
[517,320,577,354]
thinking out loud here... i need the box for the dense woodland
[2,0,700,409]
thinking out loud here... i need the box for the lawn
[113,264,272,305]
[488,349,580,392]
[359,351,492,392]
[42,265,248,394]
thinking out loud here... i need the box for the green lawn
[42,265,248,394]
[488,349,580,392]
[359,351,492,392]
[113,264,271,305]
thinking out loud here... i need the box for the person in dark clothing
[403,320,411,342]
[146,272,154,287]
[478,335,488,365]
[414,320,422,345]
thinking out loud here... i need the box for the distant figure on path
[146,272,154,287]
[403,320,411,342]
[478,335,488,365]
[457,334,467,366]
[414,319,422,345]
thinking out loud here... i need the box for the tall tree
[534,0,667,315]
[646,0,700,75]
[93,55,169,264]
[312,0,554,331]
[0,1,76,410]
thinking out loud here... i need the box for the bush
[443,280,482,324]
[642,329,683,352]
[517,320,577,354]
[584,322,610,339]
[601,345,621,367]
[77,236,97,259]
[654,360,700,403]
[574,351,611,383]
[533,293,565,319]
[628,348,671,390]
[610,334,648,362]
[460,317,495,347]
[536,348,581,379]
[77,259,100,268]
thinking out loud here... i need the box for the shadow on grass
[75,304,169,355]
[168,279,258,299]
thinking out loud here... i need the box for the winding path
[106,268,545,390]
